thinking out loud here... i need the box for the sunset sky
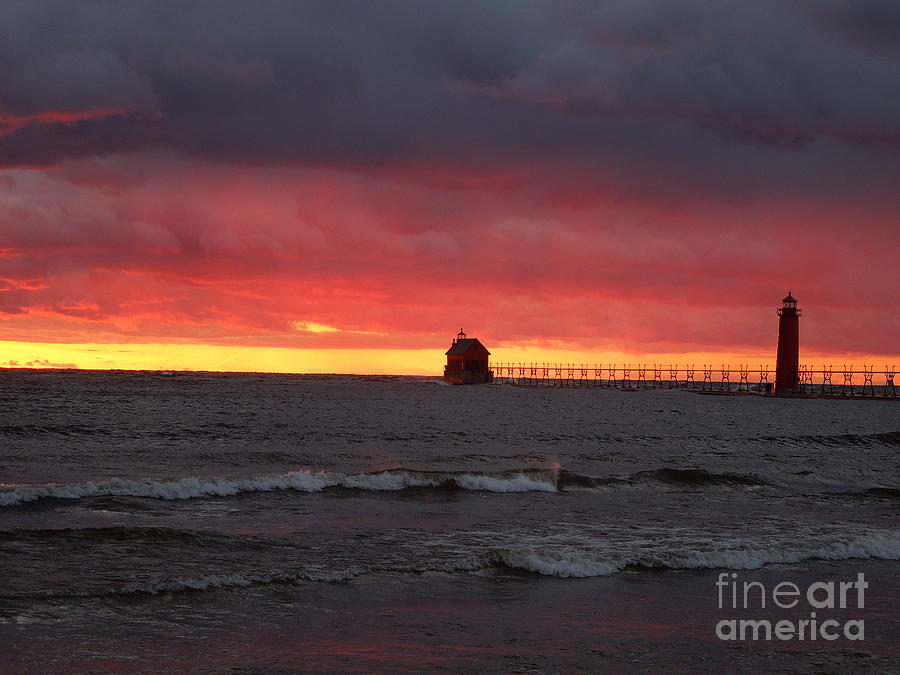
[1,1,898,373]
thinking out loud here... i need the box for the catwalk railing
[490,364,898,397]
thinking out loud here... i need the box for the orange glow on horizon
[0,340,894,376]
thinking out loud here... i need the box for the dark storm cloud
[477,1,900,149]
[0,0,898,185]
[0,0,546,161]
[799,0,900,55]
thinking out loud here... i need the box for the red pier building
[775,292,801,394]
[443,329,493,384]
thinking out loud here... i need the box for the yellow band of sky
[0,340,894,375]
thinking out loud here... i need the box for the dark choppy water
[1,370,898,672]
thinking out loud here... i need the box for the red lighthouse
[775,292,801,394]
[443,329,493,384]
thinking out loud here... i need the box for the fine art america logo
[715,572,868,641]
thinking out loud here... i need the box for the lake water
[1,371,897,672]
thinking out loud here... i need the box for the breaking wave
[490,531,900,578]
[0,464,784,507]
[16,532,900,599]
[0,468,559,506]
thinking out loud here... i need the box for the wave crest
[0,468,558,507]
[491,531,900,578]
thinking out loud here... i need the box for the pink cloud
[0,108,137,137]
[0,155,897,357]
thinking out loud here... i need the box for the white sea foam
[0,471,334,506]
[497,550,623,577]
[0,468,558,506]
[492,531,900,578]
[453,473,556,492]
[22,532,900,600]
